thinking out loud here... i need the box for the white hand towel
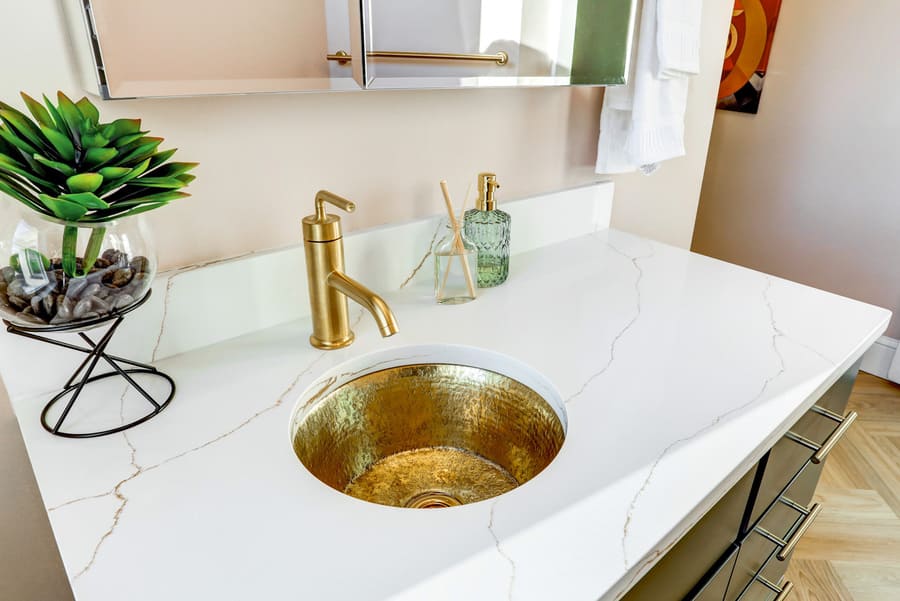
[595,0,703,175]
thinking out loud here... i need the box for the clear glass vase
[0,205,156,330]
[434,222,478,304]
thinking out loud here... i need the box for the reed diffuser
[434,180,477,304]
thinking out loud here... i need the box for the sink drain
[404,491,462,509]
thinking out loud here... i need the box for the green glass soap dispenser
[464,172,509,287]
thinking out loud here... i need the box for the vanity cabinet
[622,362,860,601]
[62,0,637,98]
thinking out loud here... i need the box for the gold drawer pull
[778,503,822,560]
[812,411,857,464]
[757,576,794,601]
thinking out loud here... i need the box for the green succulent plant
[0,91,197,277]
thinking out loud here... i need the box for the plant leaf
[147,148,177,170]
[39,193,88,220]
[175,173,196,185]
[75,97,100,125]
[112,132,147,148]
[84,147,117,167]
[33,154,76,176]
[39,125,76,161]
[96,157,151,196]
[98,166,130,179]
[0,109,51,155]
[0,175,49,214]
[102,118,141,142]
[127,176,186,189]
[55,92,84,140]
[60,191,109,209]
[0,124,40,156]
[42,94,70,136]
[66,172,103,193]
[80,131,110,148]
[20,93,54,128]
[145,161,198,178]
[118,138,163,167]
[0,154,59,191]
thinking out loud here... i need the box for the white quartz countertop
[8,228,890,601]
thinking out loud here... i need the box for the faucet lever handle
[315,190,356,222]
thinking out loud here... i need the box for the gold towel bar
[327,50,509,66]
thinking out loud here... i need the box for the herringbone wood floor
[785,372,900,600]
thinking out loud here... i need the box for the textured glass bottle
[463,173,509,287]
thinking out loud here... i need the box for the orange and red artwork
[717,0,783,113]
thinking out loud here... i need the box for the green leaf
[127,176,186,189]
[20,93,54,128]
[84,146,117,167]
[175,173,196,185]
[112,132,146,148]
[110,190,189,206]
[39,125,76,161]
[91,201,170,221]
[80,131,110,148]
[0,177,49,215]
[147,148,177,170]
[55,92,84,139]
[96,157,151,196]
[60,191,109,209]
[0,124,40,156]
[98,166,130,179]
[118,138,163,167]
[39,193,88,221]
[0,154,59,191]
[42,94,69,136]
[66,172,103,193]
[75,97,100,125]
[0,109,51,154]
[102,118,141,142]
[33,154,76,176]
[146,161,198,178]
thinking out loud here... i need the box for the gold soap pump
[301,191,399,350]
[476,172,500,210]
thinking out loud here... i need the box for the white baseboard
[860,335,898,381]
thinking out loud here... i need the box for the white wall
[694,0,900,338]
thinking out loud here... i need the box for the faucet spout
[326,271,399,338]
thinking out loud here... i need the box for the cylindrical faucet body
[304,236,354,349]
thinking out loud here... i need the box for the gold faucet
[302,191,399,350]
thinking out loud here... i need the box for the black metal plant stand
[3,290,175,439]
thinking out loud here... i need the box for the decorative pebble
[7,279,25,298]
[113,294,135,310]
[8,295,28,310]
[66,278,88,298]
[73,298,93,319]
[1,266,15,284]
[91,297,110,313]
[15,311,47,325]
[30,295,43,316]
[80,311,100,320]
[82,283,101,298]
[42,294,56,316]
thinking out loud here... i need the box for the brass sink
[292,362,565,509]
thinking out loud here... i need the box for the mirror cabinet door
[345,0,636,90]
[65,0,365,99]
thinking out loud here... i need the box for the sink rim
[288,343,568,443]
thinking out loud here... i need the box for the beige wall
[694,0,900,338]
[5,0,732,275]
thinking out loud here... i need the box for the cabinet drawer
[727,486,822,600]
[686,545,738,601]
[621,468,756,601]
[745,363,858,528]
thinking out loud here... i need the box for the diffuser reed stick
[439,180,476,299]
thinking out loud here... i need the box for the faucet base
[309,332,355,350]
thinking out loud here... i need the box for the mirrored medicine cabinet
[62,0,637,99]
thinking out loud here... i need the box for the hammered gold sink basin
[291,359,565,509]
